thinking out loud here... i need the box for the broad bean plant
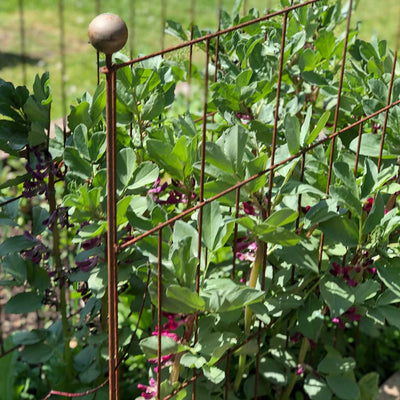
[1,1,400,399]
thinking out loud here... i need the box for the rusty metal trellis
[101,0,400,397]
[3,0,396,399]
[96,1,400,398]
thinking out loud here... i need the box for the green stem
[280,337,310,400]
[233,241,264,392]
[48,161,73,384]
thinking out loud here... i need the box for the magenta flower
[236,237,257,262]
[137,377,157,399]
[243,202,256,216]
[363,197,374,214]
[75,256,99,272]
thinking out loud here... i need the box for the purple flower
[82,237,101,251]
[243,202,256,216]
[22,232,49,264]
[332,317,345,329]
[345,307,362,322]
[363,197,374,214]
[137,377,157,399]
[236,237,257,262]
[75,256,99,272]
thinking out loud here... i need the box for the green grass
[0,0,399,119]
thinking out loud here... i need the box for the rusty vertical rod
[157,228,163,400]
[129,0,135,59]
[267,11,288,217]
[161,0,166,50]
[18,0,26,85]
[353,120,363,176]
[232,188,240,280]
[377,48,398,172]
[325,0,353,190]
[105,54,119,400]
[214,0,223,83]
[196,37,211,294]
[318,0,353,271]
[187,0,196,103]
[58,0,67,142]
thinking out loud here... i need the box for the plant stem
[233,241,264,392]
[48,164,73,384]
[280,337,310,400]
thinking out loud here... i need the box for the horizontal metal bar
[119,98,400,251]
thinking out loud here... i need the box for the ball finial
[88,13,128,55]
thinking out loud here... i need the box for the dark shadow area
[0,51,41,70]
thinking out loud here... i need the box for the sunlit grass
[0,0,398,118]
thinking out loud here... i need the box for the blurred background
[0,0,399,119]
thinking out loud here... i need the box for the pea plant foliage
[1,0,400,399]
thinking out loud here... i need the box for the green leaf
[88,132,106,162]
[117,147,137,188]
[128,162,159,193]
[297,295,324,341]
[201,202,226,251]
[73,124,90,160]
[349,134,395,159]
[320,277,355,317]
[202,279,264,313]
[256,225,301,246]
[117,196,132,226]
[304,376,332,400]
[0,235,36,256]
[147,139,184,180]
[166,285,205,314]
[264,208,298,227]
[318,356,356,374]
[300,106,312,147]
[319,216,359,247]
[353,280,380,304]
[13,329,48,346]
[68,101,92,131]
[165,20,188,41]
[259,358,287,385]
[0,337,18,400]
[306,111,330,145]
[284,114,300,155]
[180,353,207,369]
[333,162,358,194]
[2,254,27,283]
[141,91,165,120]
[380,305,400,329]
[202,365,225,384]
[139,335,181,359]
[376,259,400,297]
[315,30,336,58]
[299,48,318,71]
[358,372,379,400]
[326,374,360,400]
[219,124,248,176]
[90,82,106,124]
[64,146,92,180]
[4,292,43,314]
[20,343,54,364]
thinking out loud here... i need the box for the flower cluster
[22,231,49,264]
[137,313,186,399]
[148,177,196,205]
[332,307,362,329]
[236,236,257,262]
[137,378,157,400]
[22,147,63,199]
